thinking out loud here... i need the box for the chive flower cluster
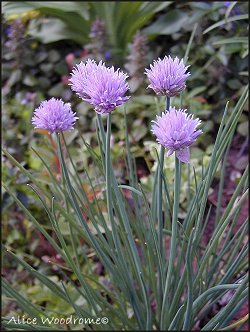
[151,107,202,163]
[31,98,78,134]
[145,55,202,163]
[31,55,201,163]
[69,59,130,114]
[145,56,190,97]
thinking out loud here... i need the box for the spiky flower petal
[145,55,190,97]
[151,107,202,163]
[69,59,130,114]
[32,98,78,133]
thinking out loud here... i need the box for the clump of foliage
[2,2,248,330]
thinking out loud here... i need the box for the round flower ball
[32,98,78,134]
[145,55,190,97]
[69,59,130,114]
[152,106,202,163]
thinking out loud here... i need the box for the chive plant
[2,47,248,331]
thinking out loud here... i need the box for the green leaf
[213,37,248,45]
[2,1,89,19]
[48,83,65,97]
[188,86,207,99]
[144,9,187,35]
[203,14,249,34]
[28,18,87,44]
[7,69,22,87]
[118,185,143,197]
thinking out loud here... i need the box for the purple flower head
[145,55,190,97]
[5,26,12,37]
[69,59,130,114]
[151,107,202,163]
[105,50,112,59]
[32,98,78,134]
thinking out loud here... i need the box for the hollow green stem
[104,114,126,261]
[157,96,170,316]
[104,113,147,329]
[105,113,113,231]
[160,155,181,329]
[157,146,165,258]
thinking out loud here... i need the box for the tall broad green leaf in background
[2,1,172,62]
[2,1,91,44]
[89,1,172,60]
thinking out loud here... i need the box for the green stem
[105,114,124,257]
[98,112,151,328]
[157,146,165,258]
[160,155,181,329]
[157,96,170,318]
[60,134,81,272]
[182,229,194,330]
[104,113,147,329]
[105,113,112,229]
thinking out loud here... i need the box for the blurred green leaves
[2,1,172,62]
